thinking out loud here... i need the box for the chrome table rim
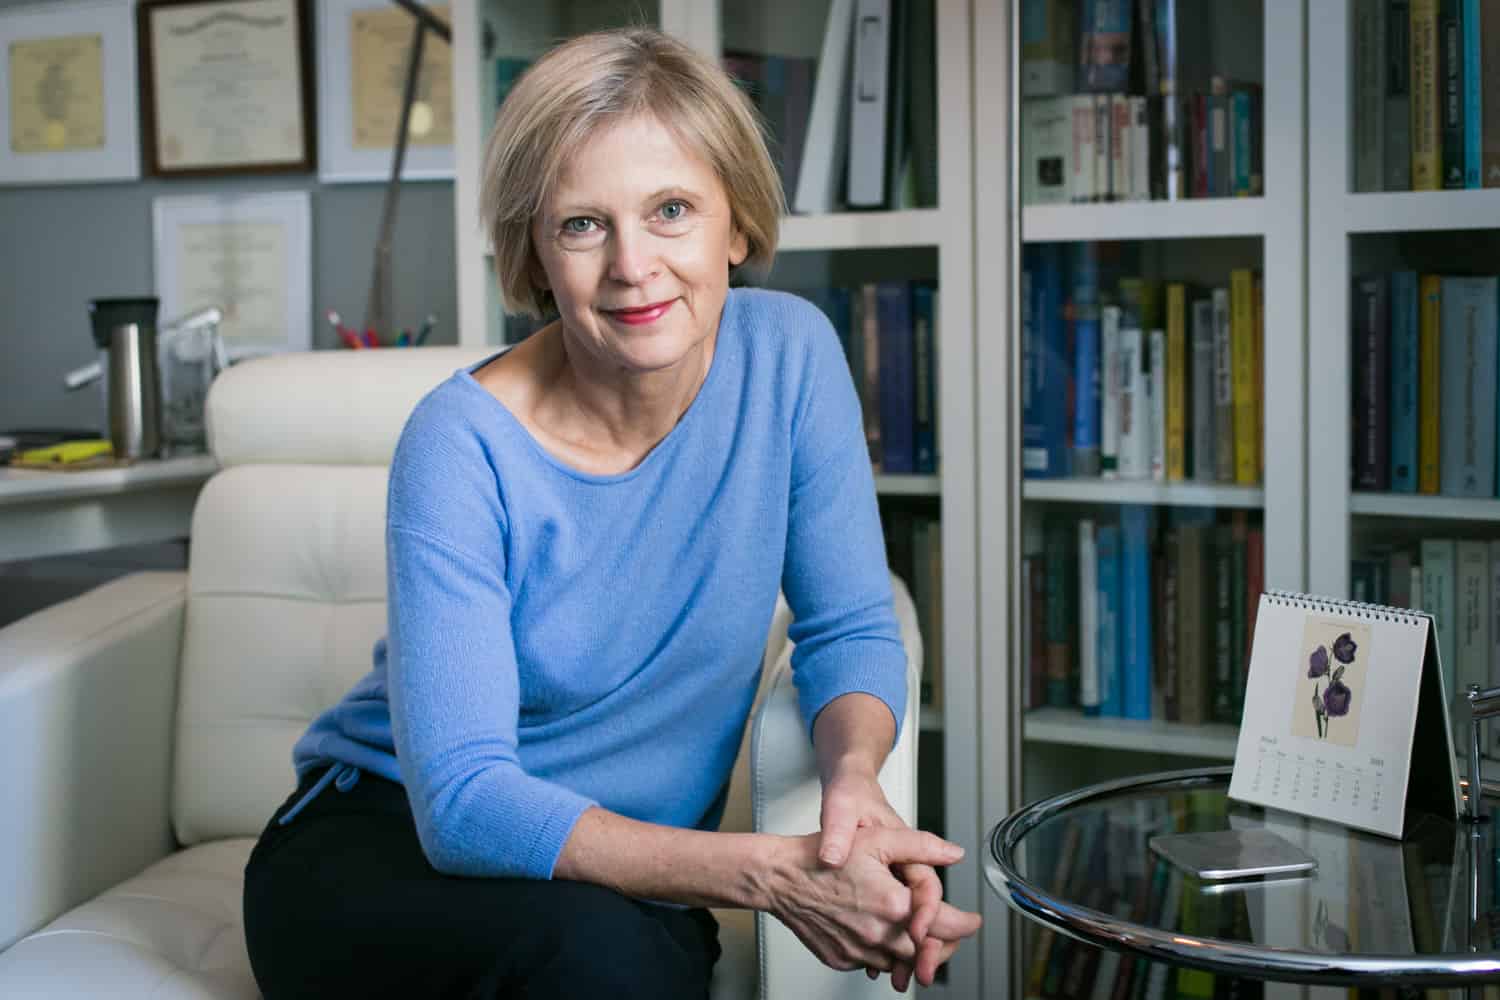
[987,766,1500,987]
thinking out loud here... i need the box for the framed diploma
[152,191,312,358]
[138,0,316,176]
[317,0,453,183]
[0,0,140,184]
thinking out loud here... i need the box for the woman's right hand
[763,827,981,980]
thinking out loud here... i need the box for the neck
[536,328,717,461]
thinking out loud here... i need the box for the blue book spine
[1120,505,1154,720]
[1081,0,1132,92]
[1040,248,1070,476]
[912,282,938,475]
[1096,522,1122,717]
[1440,276,1499,496]
[1072,243,1102,476]
[1232,90,1252,195]
[1022,255,1041,472]
[1390,271,1421,492]
[876,281,915,474]
[1023,247,1069,477]
[1464,0,1483,188]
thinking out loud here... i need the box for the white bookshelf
[780,209,947,251]
[1022,198,1268,243]
[1023,707,1239,760]
[875,474,943,497]
[1341,189,1500,233]
[1306,1,1500,599]
[1022,478,1264,509]
[451,2,981,996]
[981,1,1308,995]
[1351,492,1500,523]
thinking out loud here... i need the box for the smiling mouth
[605,299,675,325]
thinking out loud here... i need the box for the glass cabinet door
[1011,0,1306,994]
[1308,0,1500,775]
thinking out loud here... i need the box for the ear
[729,224,750,268]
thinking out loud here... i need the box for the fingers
[926,900,983,942]
[894,862,943,943]
[890,958,914,993]
[868,827,965,868]
[819,788,858,867]
[916,936,962,988]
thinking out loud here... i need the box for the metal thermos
[88,297,162,460]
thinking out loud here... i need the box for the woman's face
[531,113,749,378]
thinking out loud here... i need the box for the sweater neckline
[455,289,738,485]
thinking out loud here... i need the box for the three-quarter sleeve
[780,310,909,743]
[384,414,596,879]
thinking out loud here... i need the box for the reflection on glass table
[987,767,1500,992]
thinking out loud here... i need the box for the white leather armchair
[0,347,922,1000]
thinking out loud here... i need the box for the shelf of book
[875,474,942,497]
[1022,478,1264,509]
[1021,198,1267,244]
[1308,0,1500,600]
[1023,707,1238,760]
[1351,492,1500,523]
[1342,190,1500,234]
[779,209,946,251]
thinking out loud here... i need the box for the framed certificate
[152,191,312,358]
[317,0,454,183]
[0,0,140,184]
[137,0,316,176]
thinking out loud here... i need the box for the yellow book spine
[1410,0,1441,190]
[1254,275,1265,483]
[1166,284,1187,481]
[1418,274,1442,493]
[1230,269,1258,484]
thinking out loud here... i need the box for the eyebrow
[551,187,703,217]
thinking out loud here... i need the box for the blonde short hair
[480,27,783,318]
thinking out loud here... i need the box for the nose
[607,226,660,286]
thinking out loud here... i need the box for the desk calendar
[1228,592,1460,839]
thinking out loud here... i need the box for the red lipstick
[606,299,675,325]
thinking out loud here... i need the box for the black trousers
[243,767,721,999]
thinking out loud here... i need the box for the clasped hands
[769,761,982,993]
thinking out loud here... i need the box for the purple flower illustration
[1308,645,1329,679]
[1332,632,1357,665]
[1324,679,1353,718]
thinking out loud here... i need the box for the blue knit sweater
[290,287,907,880]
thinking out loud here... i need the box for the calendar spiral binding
[1262,589,1428,627]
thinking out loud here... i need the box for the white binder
[793,0,856,214]
[844,0,891,208]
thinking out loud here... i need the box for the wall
[0,0,459,432]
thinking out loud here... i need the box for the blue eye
[660,200,687,221]
[563,217,597,235]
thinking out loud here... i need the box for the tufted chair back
[172,347,494,844]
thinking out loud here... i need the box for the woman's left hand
[819,761,945,992]
[817,759,904,866]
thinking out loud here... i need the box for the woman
[243,26,980,998]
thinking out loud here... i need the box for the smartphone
[1148,828,1319,881]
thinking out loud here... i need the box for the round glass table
[987,766,1500,992]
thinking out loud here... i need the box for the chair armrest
[0,571,187,952]
[750,572,924,1000]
